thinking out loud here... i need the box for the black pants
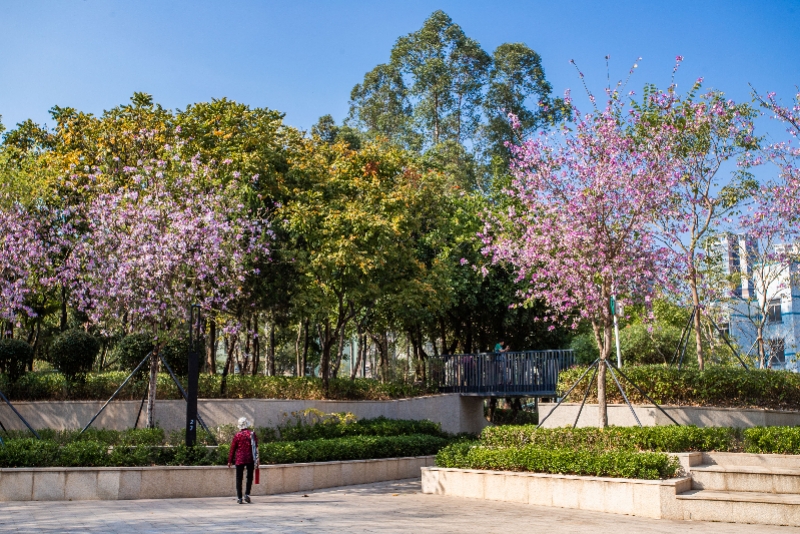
[236,462,254,499]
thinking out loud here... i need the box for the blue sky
[1,0,799,133]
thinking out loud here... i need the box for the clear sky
[1,0,799,133]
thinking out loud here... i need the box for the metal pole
[678,307,696,370]
[159,353,215,443]
[573,362,598,429]
[81,352,152,434]
[612,295,622,367]
[708,316,750,370]
[537,358,599,429]
[0,389,40,439]
[605,360,642,428]
[608,361,680,426]
[186,305,200,447]
[133,385,148,429]
[672,307,696,365]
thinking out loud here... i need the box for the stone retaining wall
[421,467,691,519]
[538,403,800,428]
[0,456,435,501]
[0,394,488,435]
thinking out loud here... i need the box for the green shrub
[0,372,432,402]
[743,427,800,454]
[112,334,154,375]
[0,339,33,381]
[0,438,60,467]
[277,415,447,442]
[259,434,450,464]
[58,441,108,467]
[50,329,100,379]
[159,336,195,377]
[480,425,740,452]
[558,364,800,410]
[619,323,683,365]
[569,333,598,365]
[435,442,679,480]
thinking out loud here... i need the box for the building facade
[715,233,800,370]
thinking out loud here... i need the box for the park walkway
[0,479,796,533]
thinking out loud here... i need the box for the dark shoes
[237,498,243,504]
[244,495,251,504]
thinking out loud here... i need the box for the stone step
[677,489,800,526]
[701,452,800,470]
[690,464,800,493]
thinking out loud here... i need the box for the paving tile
[0,479,796,533]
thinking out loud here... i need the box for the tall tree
[348,11,561,159]
[484,92,677,426]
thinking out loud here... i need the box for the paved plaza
[0,479,797,533]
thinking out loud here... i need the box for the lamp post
[186,304,201,447]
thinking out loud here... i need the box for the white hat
[237,417,250,430]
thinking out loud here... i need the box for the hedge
[478,425,800,455]
[0,439,223,468]
[480,425,739,452]
[435,442,679,480]
[0,433,453,468]
[558,365,800,410]
[0,372,432,401]
[276,416,448,442]
[254,434,451,464]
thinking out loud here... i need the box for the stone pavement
[0,479,797,533]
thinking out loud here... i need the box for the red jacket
[228,429,257,465]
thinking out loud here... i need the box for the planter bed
[0,455,435,501]
[421,467,691,519]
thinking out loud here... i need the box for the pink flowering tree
[483,84,677,426]
[66,155,270,427]
[0,206,53,327]
[634,59,759,370]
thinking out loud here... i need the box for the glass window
[767,299,783,324]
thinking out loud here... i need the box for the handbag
[250,430,260,484]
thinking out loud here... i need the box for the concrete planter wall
[421,467,691,519]
[0,455,435,502]
[0,394,488,435]
[538,403,800,428]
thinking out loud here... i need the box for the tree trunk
[350,336,362,380]
[244,316,252,375]
[252,315,260,376]
[220,335,237,395]
[206,320,217,375]
[318,321,334,395]
[592,319,612,428]
[332,324,347,378]
[60,286,68,332]
[267,319,276,376]
[295,321,304,377]
[145,345,161,428]
[302,321,309,377]
[689,265,705,370]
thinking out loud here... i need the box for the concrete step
[701,452,800,470]
[677,489,800,526]
[690,464,800,493]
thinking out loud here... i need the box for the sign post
[186,305,200,447]
[611,295,622,368]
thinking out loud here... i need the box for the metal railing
[429,350,574,396]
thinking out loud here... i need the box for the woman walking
[228,417,259,504]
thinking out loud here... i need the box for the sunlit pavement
[0,478,796,533]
